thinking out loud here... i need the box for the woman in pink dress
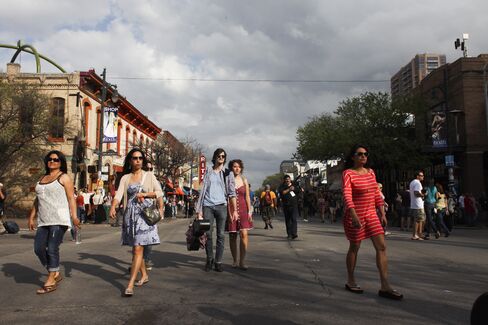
[226,159,253,270]
[342,144,402,300]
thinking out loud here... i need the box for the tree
[296,92,428,171]
[149,132,204,182]
[261,172,285,191]
[0,82,54,191]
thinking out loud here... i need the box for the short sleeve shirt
[409,179,424,209]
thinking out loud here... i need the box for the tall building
[391,53,446,98]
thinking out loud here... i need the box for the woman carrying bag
[110,148,164,297]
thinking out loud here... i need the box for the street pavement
[0,215,487,325]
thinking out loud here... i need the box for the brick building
[414,54,488,195]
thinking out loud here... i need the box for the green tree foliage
[261,172,284,191]
[296,92,428,170]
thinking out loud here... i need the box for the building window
[133,130,137,148]
[50,97,65,139]
[125,126,130,155]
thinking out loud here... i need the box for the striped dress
[342,169,384,242]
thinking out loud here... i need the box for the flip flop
[124,288,134,297]
[345,283,364,294]
[378,289,403,300]
[239,265,249,271]
[36,284,57,294]
[54,275,63,283]
[134,279,149,287]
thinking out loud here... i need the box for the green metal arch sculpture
[0,40,66,73]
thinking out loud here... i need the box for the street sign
[199,155,206,183]
[103,150,118,156]
[445,155,455,167]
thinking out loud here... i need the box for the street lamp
[97,68,118,187]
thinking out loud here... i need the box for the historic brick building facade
[415,54,488,195]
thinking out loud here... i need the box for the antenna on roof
[454,33,469,58]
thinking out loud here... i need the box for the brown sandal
[36,284,57,294]
[54,275,63,283]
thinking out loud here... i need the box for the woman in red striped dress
[342,144,403,300]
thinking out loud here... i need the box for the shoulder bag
[139,172,162,226]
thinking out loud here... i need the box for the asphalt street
[0,215,487,325]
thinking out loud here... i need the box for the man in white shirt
[409,171,426,240]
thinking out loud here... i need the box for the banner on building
[103,107,118,143]
[431,111,447,148]
[199,155,206,183]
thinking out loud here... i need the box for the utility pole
[97,68,107,184]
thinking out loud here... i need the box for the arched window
[83,101,91,147]
[140,135,144,149]
[50,97,65,139]
[125,126,130,156]
[132,130,137,148]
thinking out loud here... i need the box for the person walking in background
[399,185,411,231]
[410,171,426,240]
[109,148,164,296]
[317,190,327,223]
[423,178,439,239]
[260,184,277,229]
[342,144,402,300]
[434,183,451,237]
[226,159,253,270]
[377,183,390,236]
[278,175,300,240]
[28,151,81,294]
[76,189,86,224]
[195,148,238,272]
[328,193,338,223]
[464,193,477,226]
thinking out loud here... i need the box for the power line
[110,76,389,83]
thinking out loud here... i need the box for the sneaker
[264,225,268,230]
[291,235,298,240]
[269,223,273,229]
[384,231,391,236]
[214,263,223,272]
[303,219,309,222]
[145,260,154,271]
[435,231,440,239]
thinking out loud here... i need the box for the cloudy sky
[1,0,487,187]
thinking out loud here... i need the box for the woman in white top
[110,148,164,297]
[28,150,80,294]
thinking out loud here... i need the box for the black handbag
[141,202,162,226]
[139,173,162,226]
[185,222,208,251]
[193,219,210,236]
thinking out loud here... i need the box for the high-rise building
[391,53,446,98]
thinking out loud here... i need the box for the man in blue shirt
[196,148,238,272]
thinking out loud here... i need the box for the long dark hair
[211,148,227,166]
[122,148,149,176]
[44,150,68,175]
[343,144,369,170]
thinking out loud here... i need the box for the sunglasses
[354,152,369,157]
[47,158,60,162]
[217,154,226,158]
[131,156,143,161]
[418,174,424,177]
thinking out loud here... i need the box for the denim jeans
[424,203,438,235]
[34,225,67,272]
[77,207,86,223]
[203,205,227,264]
[435,209,450,234]
[143,245,153,262]
[283,205,298,237]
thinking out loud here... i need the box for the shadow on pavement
[198,307,300,324]
[2,263,44,287]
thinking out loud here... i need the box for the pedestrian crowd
[5,143,485,305]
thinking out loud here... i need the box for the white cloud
[1,0,488,186]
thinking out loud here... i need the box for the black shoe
[292,235,298,240]
[264,225,268,229]
[287,235,292,239]
[214,263,223,272]
[269,223,273,229]
[205,259,214,272]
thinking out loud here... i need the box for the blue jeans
[435,209,450,235]
[203,205,227,264]
[77,207,86,223]
[34,225,67,272]
[424,203,438,235]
